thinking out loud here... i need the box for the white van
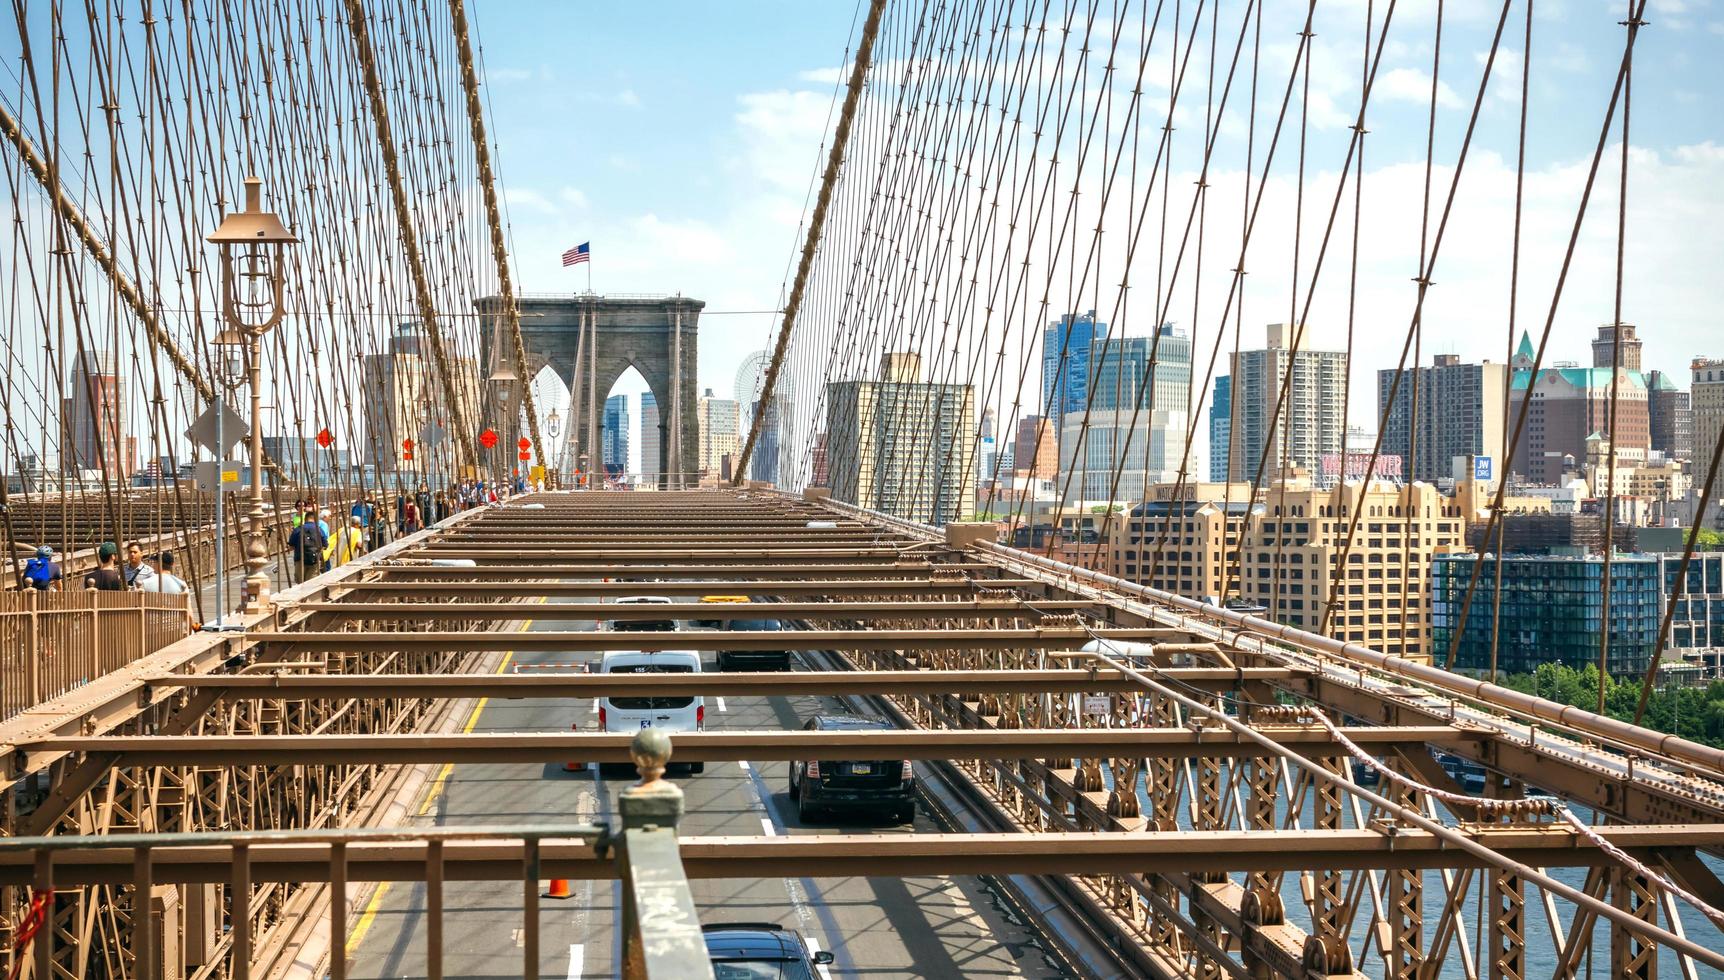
[596,649,706,773]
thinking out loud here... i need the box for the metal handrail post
[612,730,712,980]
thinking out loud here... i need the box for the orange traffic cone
[564,720,584,772]
[546,878,572,899]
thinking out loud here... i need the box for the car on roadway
[595,649,705,773]
[702,923,834,980]
[787,714,916,824]
[715,617,790,671]
[606,595,680,633]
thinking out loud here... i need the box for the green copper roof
[1515,330,1535,360]
[1648,371,1678,390]
[1511,367,1649,391]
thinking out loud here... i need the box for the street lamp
[208,175,297,613]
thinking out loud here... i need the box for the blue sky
[470,0,1724,471]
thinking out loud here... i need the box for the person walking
[401,495,422,534]
[83,542,125,591]
[328,514,366,568]
[20,546,63,591]
[287,510,328,581]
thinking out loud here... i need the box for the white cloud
[503,187,558,215]
[558,187,590,210]
[485,67,532,85]
[617,89,641,108]
[799,66,846,85]
[1377,67,1464,109]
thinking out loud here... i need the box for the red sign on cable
[480,428,499,449]
[316,428,333,449]
[518,437,532,451]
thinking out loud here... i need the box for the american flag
[561,242,590,266]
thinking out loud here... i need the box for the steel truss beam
[363,565,1008,579]
[333,579,1045,597]
[290,599,1102,620]
[243,627,1173,652]
[144,668,1305,699]
[2,828,1719,888]
[25,726,1483,767]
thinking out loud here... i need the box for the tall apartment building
[1209,375,1231,482]
[1107,482,1258,600]
[1432,554,1660,677]
[1086,325,1193,415]
[1239,478,1464,663]
[696,388,740,478]
[826,352,976,524]
[1377,354,1508,482]
[1646,370,1692,462]
[1057,409,1189,504]
[1692,357,1724,498]
[65,349,129,481]
[602,394,630,477]
[360,324,481,469]
[1013,415,1059,479]
[1040,311,1107,426]
[1508,331,1649,485]
[1058,331,1193,503]
[639,392,661,485]
[1225,324,1347,482]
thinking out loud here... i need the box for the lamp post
[208,176,297,613]
[545,408,563,489]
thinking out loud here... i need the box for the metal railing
[0,729,711,980]
[0,590,192,721]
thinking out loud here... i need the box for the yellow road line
[347,605,543,957]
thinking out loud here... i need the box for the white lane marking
[738,759,752,772]
[738,763,824,956]
[590,698,599,713]
[808,937,834,980]
[716,696,728,713]
[565,943,584,980]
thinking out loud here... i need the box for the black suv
[715,617,790,671]
[702,922,833,979]
[787,715,915,823]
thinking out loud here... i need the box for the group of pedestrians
[19,540,188,594]
[18,478,528,596]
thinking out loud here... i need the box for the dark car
[787,715,916,823]
[716,618,790,671]
[703,922,833,980]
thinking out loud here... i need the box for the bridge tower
[479,293,701,486]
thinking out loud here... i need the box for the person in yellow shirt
[325,514,367,569]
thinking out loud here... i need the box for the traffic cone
[546,878,572,899]
[564,720,584,772]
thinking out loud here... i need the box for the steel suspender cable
[733,0,890,486]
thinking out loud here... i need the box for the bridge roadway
[345,604,1072,979]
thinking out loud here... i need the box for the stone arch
[480,293,701,487]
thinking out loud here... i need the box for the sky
[471,0,1723,476]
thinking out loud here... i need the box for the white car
[595,649,705,773]
[607,595,680,633]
